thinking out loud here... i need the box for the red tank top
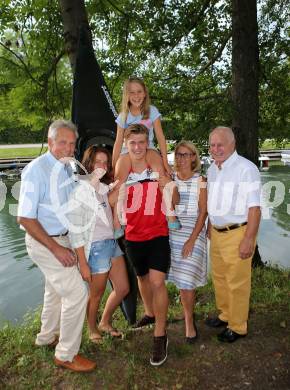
[125,169,168,241]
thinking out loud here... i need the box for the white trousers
[25,233,88,362]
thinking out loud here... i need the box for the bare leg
[137,274,154,318]
[99,256,129,333]
[149,269,168,337]
[87,272,108,337]
[180,289,196,337]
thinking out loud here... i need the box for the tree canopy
[0,0,289,145]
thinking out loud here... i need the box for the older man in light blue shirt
[18,150,74,235]
[18,119,96,372]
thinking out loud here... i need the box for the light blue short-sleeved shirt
[115,105,161,153]
[18,151,76,235]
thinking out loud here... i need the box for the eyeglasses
[175,152,196,159]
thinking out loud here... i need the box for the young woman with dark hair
[68,146,129,343]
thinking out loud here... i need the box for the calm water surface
[0,178,43,326]
[0,166,289,326]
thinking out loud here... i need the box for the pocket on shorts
[89,239,115,262]
[90,241,104,258]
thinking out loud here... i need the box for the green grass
[0,147,47,159]
[0,266,289,389]
[261,140,290,150]
[251,266,290,310]
[268,160,284,166]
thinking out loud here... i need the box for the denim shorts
[88,239,123,274]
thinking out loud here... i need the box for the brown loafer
[35,336,59,349]
[54,354,96,372]
[48,336,59,348]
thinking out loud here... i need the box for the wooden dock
[0,157,33,170]
[259,149,289,161]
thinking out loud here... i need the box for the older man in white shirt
[206,126,261,343]
[18,119,96,372]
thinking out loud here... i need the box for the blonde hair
[120,77,150,122]
[124,124,149,141]
[174,141,201,173]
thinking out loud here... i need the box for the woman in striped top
[167,141,207,343]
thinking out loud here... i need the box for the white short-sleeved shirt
[207,151,261,226]
[18,151,75,235]
[115,105,161,153]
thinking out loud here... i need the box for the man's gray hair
[48,119,79,140]
[209,126,235,143]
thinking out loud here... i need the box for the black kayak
[71,25,138,325]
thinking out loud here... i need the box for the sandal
[89,332,103,344]
[98,324,123,338]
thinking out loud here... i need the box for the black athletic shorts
[124,235,171,277]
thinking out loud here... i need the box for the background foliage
[0,0,289,145]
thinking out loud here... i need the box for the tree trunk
[232,1,264,267]
[231,0,259,166]
[58,0,91,74]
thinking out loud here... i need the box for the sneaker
[132,315,155,329]
[150,334,168,366]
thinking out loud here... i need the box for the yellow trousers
[210,225,253,335]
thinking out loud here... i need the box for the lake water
[0,166,289,327]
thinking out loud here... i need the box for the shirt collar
[46,151,66,169]
[215,150,238,170]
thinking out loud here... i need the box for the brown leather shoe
[54,354,96,372]
[47,336,59,348]
[35,336,59,349]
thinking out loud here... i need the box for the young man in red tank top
[119,124,177,366]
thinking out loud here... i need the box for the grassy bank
[0,266,289,389]
[0,147,47,159]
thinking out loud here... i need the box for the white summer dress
[167,172,207,290]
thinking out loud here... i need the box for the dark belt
[50,231,69,237]
[213,222,247,232]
